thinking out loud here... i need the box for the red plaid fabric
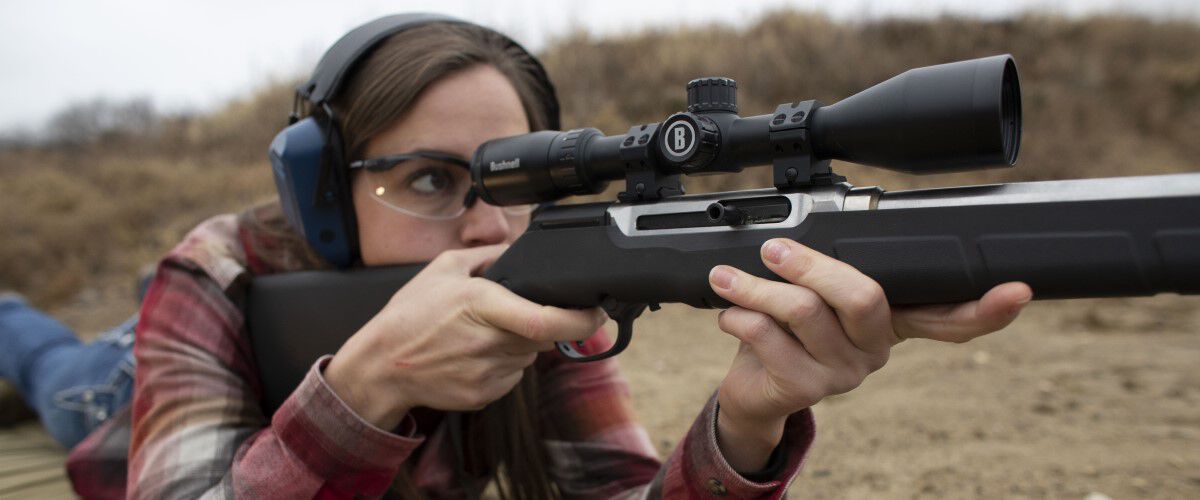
[65,202,815,499]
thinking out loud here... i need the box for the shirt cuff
[679,393,815,497]
[271,355,424,494]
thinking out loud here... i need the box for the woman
[54,15,1032,499]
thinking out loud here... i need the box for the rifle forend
[484,174,1200,360]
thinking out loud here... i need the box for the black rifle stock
[248,173,1200,414]
[246,54,1200,415]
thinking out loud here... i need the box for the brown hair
[326,23,558,500]
[332,22,554,164]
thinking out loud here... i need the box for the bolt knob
[687,77,737,113]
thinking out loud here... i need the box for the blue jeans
[0,295,135,449]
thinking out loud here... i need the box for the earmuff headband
[299,13,459,105]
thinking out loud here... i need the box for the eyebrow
[407,149,469,162]
[350,149,471,171]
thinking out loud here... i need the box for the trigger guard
[555,302,646,362]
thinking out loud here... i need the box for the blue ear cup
[269,117,354,268]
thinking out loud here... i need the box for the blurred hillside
[1,11,1198,308]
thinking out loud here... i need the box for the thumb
[892,282,1031,343]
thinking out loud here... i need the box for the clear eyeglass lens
[363,158,537,220]
[363,158,471,219]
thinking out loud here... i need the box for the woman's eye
[407,168,454,195]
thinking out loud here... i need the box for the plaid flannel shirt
[65,202,815,499]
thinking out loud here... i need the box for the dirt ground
[619,296,1200,498]
[16,285,1200,499]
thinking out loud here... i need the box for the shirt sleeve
[536,332,816,499]
[127,261,423,499]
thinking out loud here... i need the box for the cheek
[506,216,531,243]
[352,177,460,265]
[358,215,458,266]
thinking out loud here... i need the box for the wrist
[324,351,411,431]
[716,405,787,474]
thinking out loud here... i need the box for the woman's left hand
[707,238,1033,473]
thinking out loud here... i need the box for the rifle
[248,55,1200,414]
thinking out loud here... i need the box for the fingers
[717,305,875,406]
[759,239,895,353]
[717,306,817,369]
[892,282,1032,343]
[424,244,602,346]
[710,266,862,368]
[715,239,896,353]
[467,279,606,344]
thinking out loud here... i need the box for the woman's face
[352,64,533,266]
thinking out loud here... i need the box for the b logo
[673,126,687,150]
[663,120,696,158]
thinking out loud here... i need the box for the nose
[459,201,512,247]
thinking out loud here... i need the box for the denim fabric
[0,295,135,449]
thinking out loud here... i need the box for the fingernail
[1017,293,1032,305]
[762,240,789,265]
[710,266,736,290]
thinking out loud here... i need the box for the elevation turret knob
[687,77,738,113]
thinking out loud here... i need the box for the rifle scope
[471,54,1021,205]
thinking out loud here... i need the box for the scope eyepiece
[471,129,623,206]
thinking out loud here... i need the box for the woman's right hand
[324,244,606,430]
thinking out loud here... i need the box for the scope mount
[615,122,683,203]
[767,100,846,189]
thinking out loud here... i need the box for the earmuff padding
[269,117,355,267]
[318,114,361,265]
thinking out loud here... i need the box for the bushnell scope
[472,54,1020,205]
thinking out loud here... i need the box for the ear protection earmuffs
[268,13,561,267]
